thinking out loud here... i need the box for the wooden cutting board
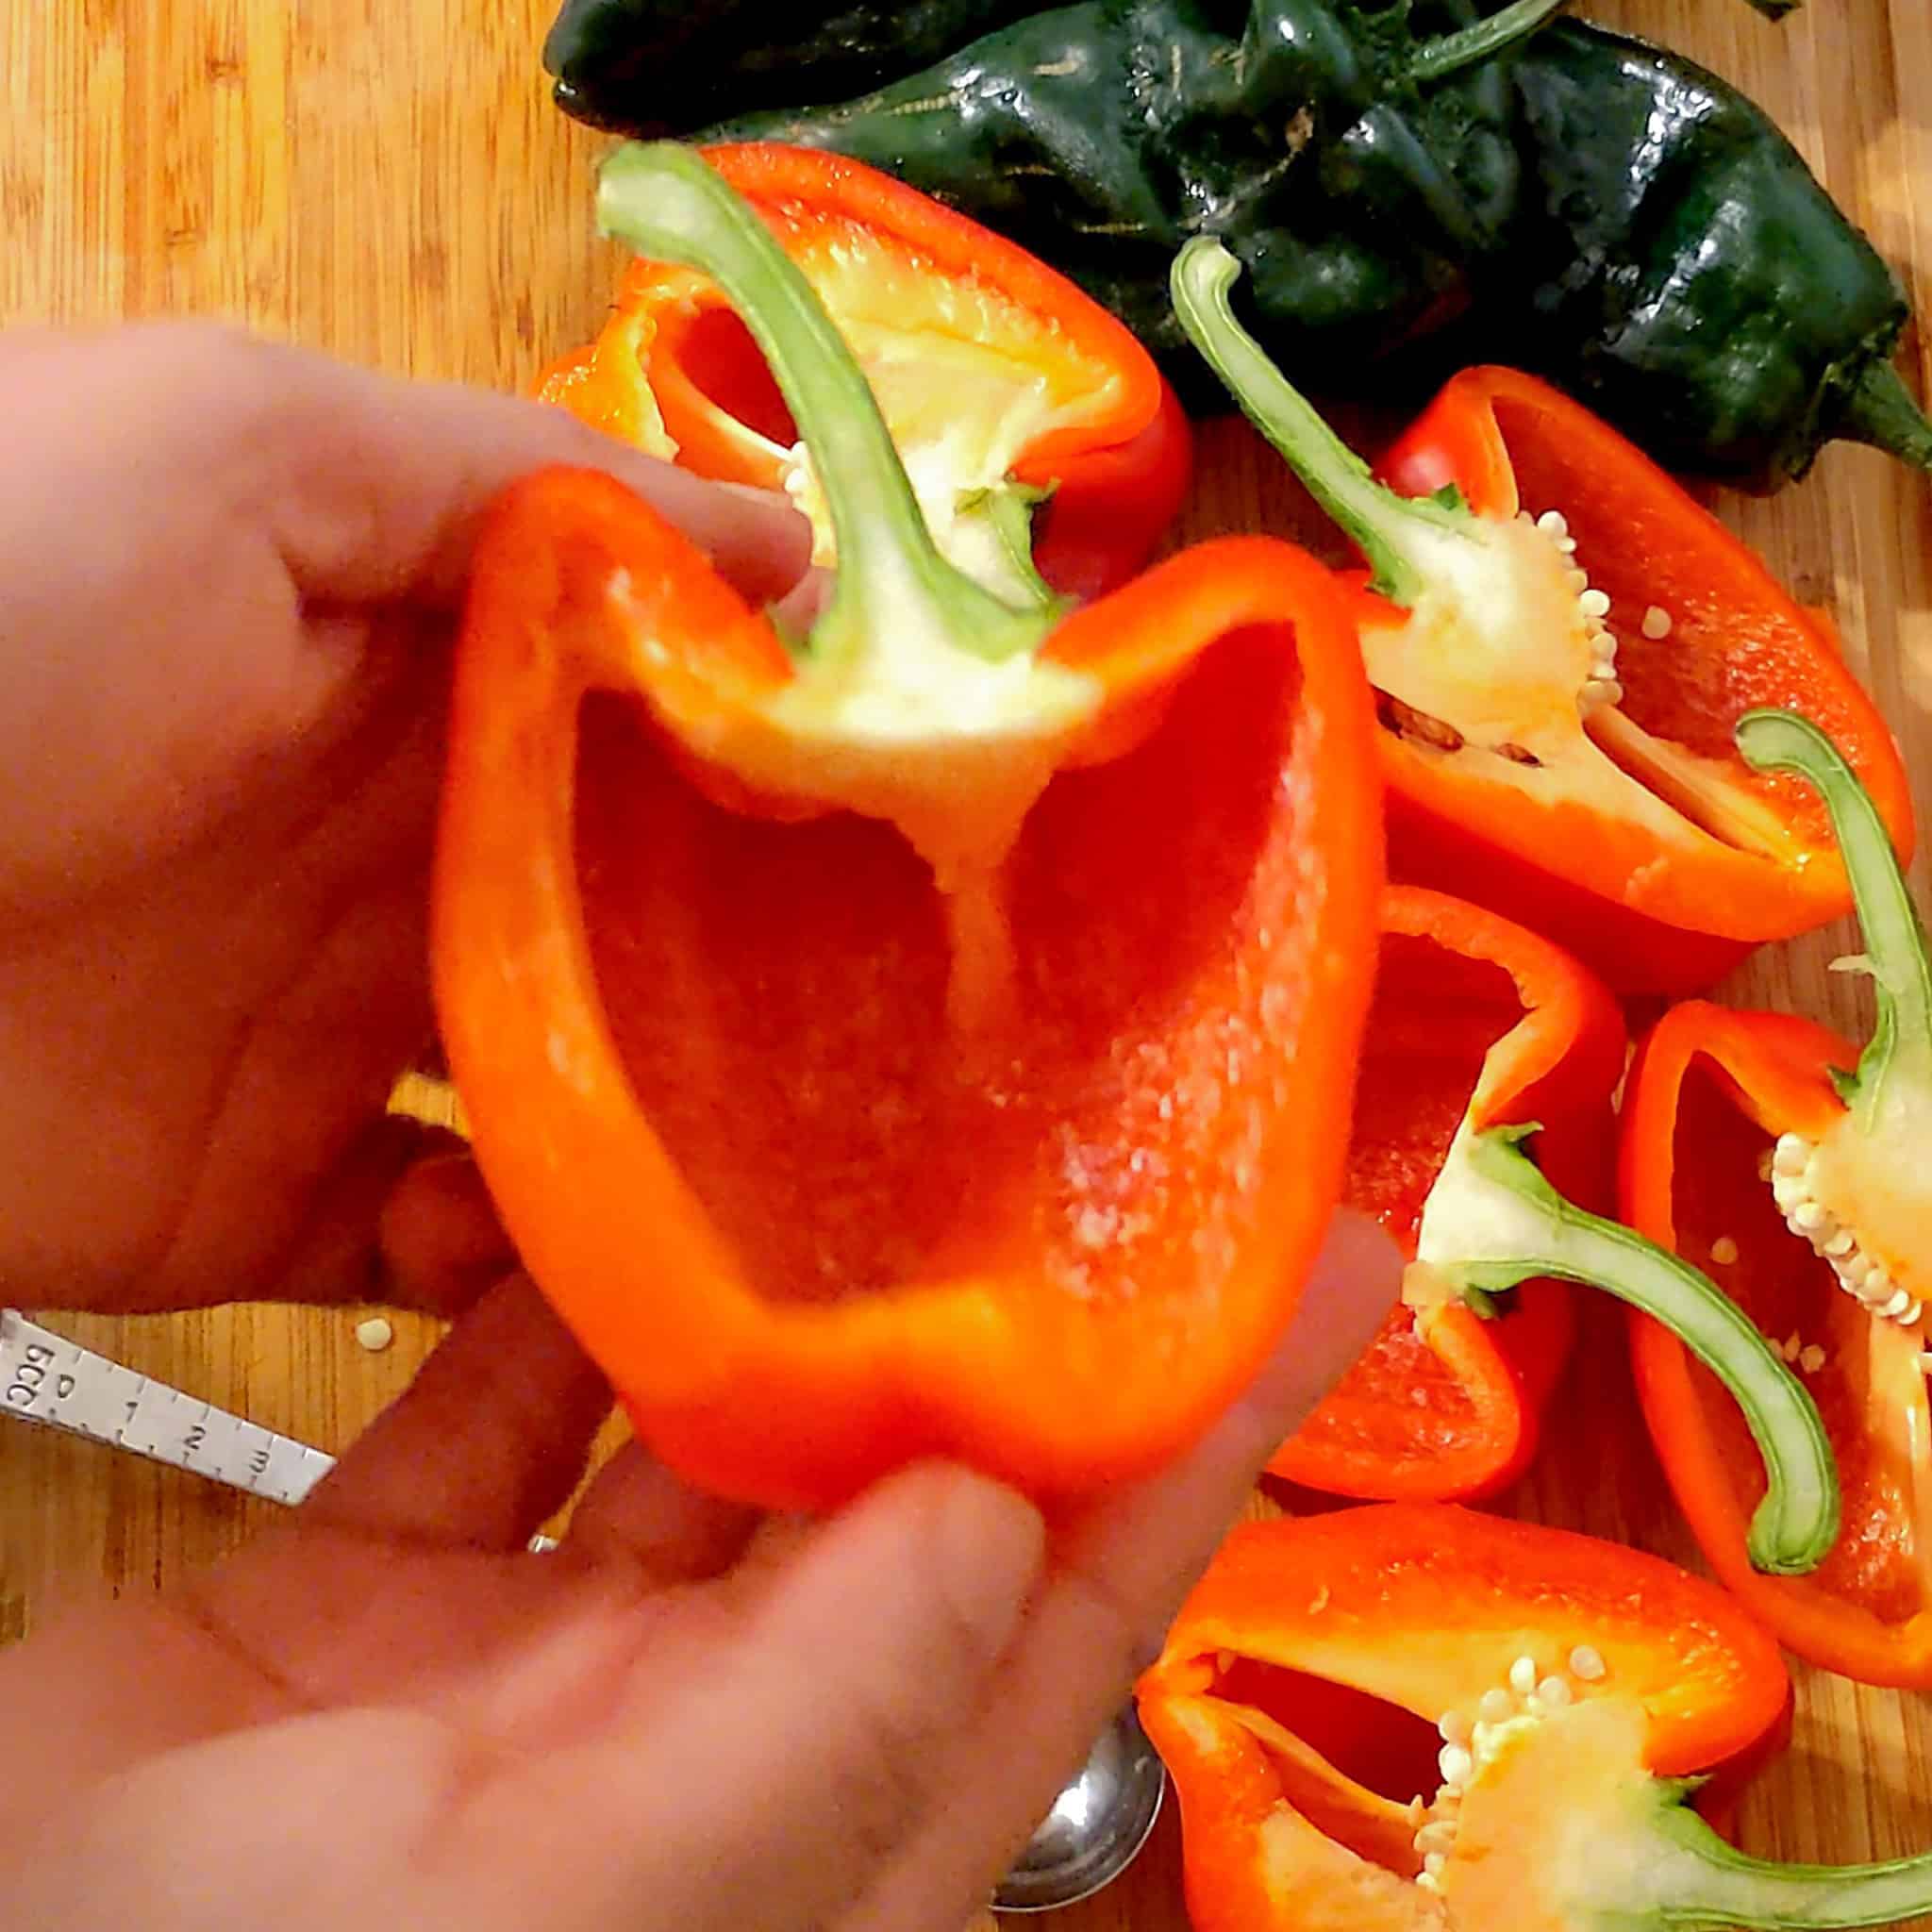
[5,3,1932,1925]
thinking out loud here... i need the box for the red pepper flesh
[432,466,1383,1509]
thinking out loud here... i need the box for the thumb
[822,1208,1405,1932]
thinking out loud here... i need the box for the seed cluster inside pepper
[1171,237,1913,995]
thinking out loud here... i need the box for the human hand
[1,1212,1398,1932]
[0,321,807,1318]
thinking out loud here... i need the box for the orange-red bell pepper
[1624,711,1932,1687]
[539,142,1191,606]
[431,142,1383,1510]
[1268,887,1624,1503]
[1170,238,1914,996]
[1138,1504,1932,1932]
[1212,865,1834,1573]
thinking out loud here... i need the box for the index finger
[5,321,811,610]
[253,339,811,609]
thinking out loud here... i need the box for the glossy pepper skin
[1488,18,1920,486]
[708,3,1930,490]
[544,0,1797,137]
[541,0,1048,137]
[433,144,1384,1512]
[537,143,1191,607]
[709,0,1554,405]
[1623,714,1932,1688]
[1270,887,1623,1502]
[1136,1505,1794,1932]
[1138,1505,1932,1932]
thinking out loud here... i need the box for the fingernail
[716,478,799,513]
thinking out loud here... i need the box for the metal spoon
[5,1310,1164,1907]
[991,1702,1166,1913]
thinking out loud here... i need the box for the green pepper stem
[1737,710,1932,1120]
[1436,1124,1839,1575]
[1840,361,1932,475]
[596,142,1048,663]
[1408,0,1572,86]
[1170,237,1471,606]
[1648,1798,1932,1928]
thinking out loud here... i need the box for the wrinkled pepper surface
[539,142,1191,607]
[543,0,1051,135]
[1174,239,1916,994]
[707,0,1565,406]
[707,2,1919,490]
[433,143,1384,1509]
[1269,886,1624,1503]
[545,0,1796,136]
[1625,712,1932,1688]
[1139,1503,1932,1932]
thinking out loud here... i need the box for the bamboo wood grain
[3,3,1930,1926]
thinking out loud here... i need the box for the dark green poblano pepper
[541,0,1053,134]
[1484,19,1924,483]
[711,0,1557,392]
[706,0,1920,491]
[544,0,1797,136]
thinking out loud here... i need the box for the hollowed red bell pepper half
[431,142,1383,1510]
[1171,239,1913,996]
[538,141,1191,606]
[1234,867,1840,1573]
[1139,1503,1932,1932]
[1268,886,1624,1502]
[1625,710,1932,1686]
